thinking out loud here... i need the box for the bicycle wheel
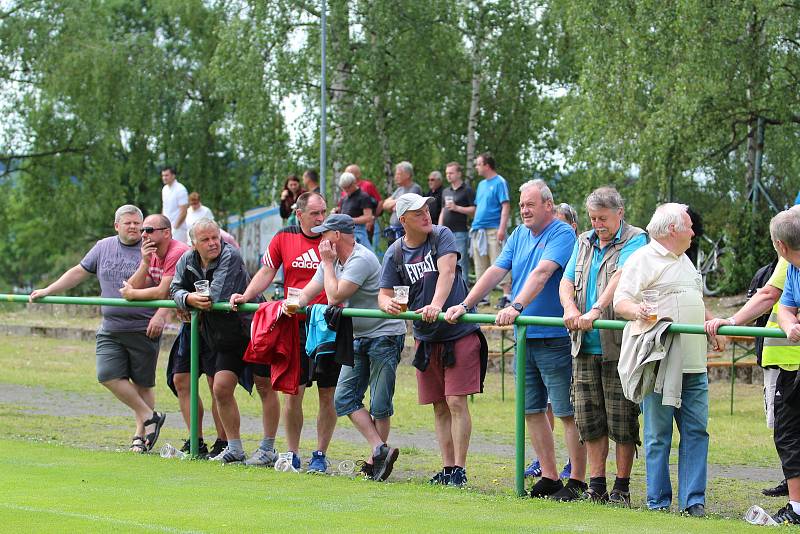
[702,249,725,296]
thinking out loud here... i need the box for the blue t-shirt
[564,226,647,354]
[472,175,510,229]
[780,263,800,307]
[495,219,576,338]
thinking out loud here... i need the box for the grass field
[0,440,767,533]
[0,322,787,532]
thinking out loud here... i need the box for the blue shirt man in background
[446,178,586,500]
[470,152,511,306]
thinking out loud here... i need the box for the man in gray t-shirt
[30,205,168,454]
[289,214,405,481]
[383,160,422,231]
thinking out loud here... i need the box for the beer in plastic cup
[394,285,409,313]
[642,289,659,322]
[194,280,210,296]
[285,287,302,314]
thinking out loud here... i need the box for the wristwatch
[726,317,737,327]
[591,303,603,313]
[460,302,469,311]
[511,302,524,313]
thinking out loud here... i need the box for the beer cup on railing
[642,289,659,322]
[393,286,410,313]
[285,287,302,315]
[193,280,210,296]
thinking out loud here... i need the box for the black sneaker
[551,479,587,501]
[449,467,467,487]
[180,437,209,457]
[530,476,564,498]
[372,444,399,481]
[773,504,800,525]
[209,438,228,458]
[430,470,451,485]
[356,460,374,480]
[763,479,789,497]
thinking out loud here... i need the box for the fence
[0,293,789,496]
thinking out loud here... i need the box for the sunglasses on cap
[141,226,169,234]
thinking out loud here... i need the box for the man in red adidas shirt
[230,192,339,472]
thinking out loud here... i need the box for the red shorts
[416,332,481,405]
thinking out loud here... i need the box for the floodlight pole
[320,0,328,200]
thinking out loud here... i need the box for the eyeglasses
[141,226,169,234]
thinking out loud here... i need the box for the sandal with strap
[129,436,146,454]
[143,411,166,451]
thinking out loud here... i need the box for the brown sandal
[130,436,146,454]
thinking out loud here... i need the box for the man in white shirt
[186,191,215,235]
[614,203,721,518]
[161,166,189,243]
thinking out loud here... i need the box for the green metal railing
[1,293,789,496]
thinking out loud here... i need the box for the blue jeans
[453,231,470,282]
[522,337,573,417]
[334,334,404,419]
[642,372,709,510]
[354,224,372,251]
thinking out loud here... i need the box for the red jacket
[243,301,300,394]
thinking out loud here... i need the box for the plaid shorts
[572,353,640,445]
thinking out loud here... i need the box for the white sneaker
[209,446,246,464]
[244,448,278,467]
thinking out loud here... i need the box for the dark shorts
[172,324,216,377]
[774,369,800,480]
[572,353,640,445]
[172,324,247,377]
[96,329,160,387]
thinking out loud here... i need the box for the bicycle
[695,234,726,296]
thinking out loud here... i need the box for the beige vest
[570,222,647,360]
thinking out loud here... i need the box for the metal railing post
[190,311,200,458]
[514,324,527,497]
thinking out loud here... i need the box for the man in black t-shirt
[378,192,482,488]
[439,162,476,283]
[338,171,375,251]
[426,171,444,224]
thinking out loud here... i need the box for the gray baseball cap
[396,193,433,217]
[311,213,355,234]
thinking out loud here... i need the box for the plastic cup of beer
[285,287,302,314]
[641,289,659,322]
[194,280,210,296]
[444,195,454,208]
[393,285,410,313]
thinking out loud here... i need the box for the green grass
[0,439,765,533]
[0,332,787,525]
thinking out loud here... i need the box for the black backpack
[747,257,778,364]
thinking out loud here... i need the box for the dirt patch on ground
[0,382,783,483]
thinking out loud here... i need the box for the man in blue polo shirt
[446,178,586,500]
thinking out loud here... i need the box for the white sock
[790,501,800,514]
[227,439,243,453]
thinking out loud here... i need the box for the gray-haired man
[559,186,647,505]
[382,161,422,244]
[30,205,167,453]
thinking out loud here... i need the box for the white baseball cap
[396,193,433,217]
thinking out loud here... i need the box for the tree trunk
[328,0,352,196]
[465,2,484,183]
